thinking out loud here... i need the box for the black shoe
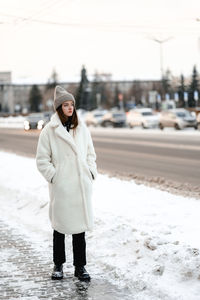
[74,266,91,281]
[51,264,63,280]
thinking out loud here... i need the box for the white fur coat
[36,112,97,234]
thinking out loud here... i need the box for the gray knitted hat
[54,85,75,110]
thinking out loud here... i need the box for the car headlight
[37,120,44,130]
[38,120,44,125]
[24,120,30,130]
[24,120,29,126]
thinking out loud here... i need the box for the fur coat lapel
[49,112,81,154]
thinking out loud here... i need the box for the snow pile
[0,151,200,299]
[0,116,25,128]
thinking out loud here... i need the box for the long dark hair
[56,104,79,132]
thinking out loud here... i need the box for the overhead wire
[11,0,57,32]
[0,10,200,36]
[6,0,67,33]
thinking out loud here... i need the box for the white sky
[1,0,200,83]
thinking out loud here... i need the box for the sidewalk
[0,219,132,300]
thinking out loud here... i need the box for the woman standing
[36,85,97,281]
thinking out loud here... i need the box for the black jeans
[53,230,86,267]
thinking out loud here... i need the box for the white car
[76,109,88,122]
[84,110,107,127]
[196,112,200,130]
[127,108,159,129]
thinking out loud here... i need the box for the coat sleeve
[86,128,97,180]
[36,128,56,183]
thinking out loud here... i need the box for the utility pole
[148,36,173,78]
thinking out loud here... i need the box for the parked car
[159,109,197,130]
[85,110,107,127]
[24,112,50,130]
[77,108,88,121]
[197,112,200,130]
[43,111,54,121]
[101,110,127,127]
[127,108,159,129]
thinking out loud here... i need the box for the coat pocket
[84,163,93,182]
[51,171,57,184]
[51,165,61,184]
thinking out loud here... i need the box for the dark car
[101,111,127,127]
[24,112,51,130]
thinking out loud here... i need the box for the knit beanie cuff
[54,85,75,110]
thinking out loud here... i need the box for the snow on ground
[0,151,200,300]
[0,116,25,128]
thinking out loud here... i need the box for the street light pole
[148,36,173,78]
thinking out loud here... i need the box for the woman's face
[62,101,74,117]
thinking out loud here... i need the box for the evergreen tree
[113,84,120,108]
[29,85,42,112]
[76,65,90,110]
[100,82,108,108]
[188,65,199,107]
[90,73,100,110]
[177,74,186,108]
[131,81,143,106]
[46,68,59,90]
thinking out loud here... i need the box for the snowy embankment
[0,151,200,300]
[0,116,25,128]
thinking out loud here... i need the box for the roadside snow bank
[0,116,25,128]
[0,151,200,300]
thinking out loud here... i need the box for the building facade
[0,72,163,113]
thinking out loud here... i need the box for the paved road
[0,127,199,190]
[92,129,200,185]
